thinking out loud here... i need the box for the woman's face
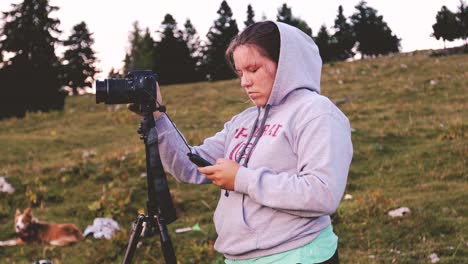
[233,45,278,107]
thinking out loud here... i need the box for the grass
[0,51,466,263]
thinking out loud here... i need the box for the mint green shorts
[225,225,338,264]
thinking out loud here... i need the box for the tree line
[117,0,401,83]
[1,0,463,120]
[432,1,468,48]
[0,0,97,119]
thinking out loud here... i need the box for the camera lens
[95,78,131,104]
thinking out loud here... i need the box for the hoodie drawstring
[236,108,261,164]
[242,104,271,166]
[226,105,271,198]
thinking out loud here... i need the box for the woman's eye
[249,68,258,73]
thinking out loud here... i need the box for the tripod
[122,110,177,264]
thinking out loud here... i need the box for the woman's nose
[241,75,252,88]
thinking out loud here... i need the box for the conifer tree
[0,0,65,119]
[456,0,468,43]
[108,67,123,78]
[123,22,155,75]
[351,1,400,57]
[203,1,239,81]
[183,19,201,58]
[183,19,204,81]
[62,21,98,95]
[276,3,312,36]
[124,21,142,74]
[245,4,256,27]
[432,6,460,48]
[314,25,333,63]
[332,6,355,60]
[154,14,198,84]
[139,28,156,70]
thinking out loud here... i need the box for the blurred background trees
[276,3,313,36]
[0,0,465,119]
[350,1,400,57]
[62,21,97,95]
[244,4,256,27]
[0,0,64,119]
[202,0,239,81]
[153,14,199,84]
[432,1,468,47]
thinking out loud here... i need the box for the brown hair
[225,21,280,72]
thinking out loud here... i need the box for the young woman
[138,21,352,263]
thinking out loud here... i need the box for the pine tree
[122,22,155,76]
[203,1,239,81]
[154,14,198,84]
[314,25,333,63]
[332,6,355,60]
[351,1,400,57]
[245,4,255,27]
[183,19,201,58]
[276,3,312,36]
[432,6,460,48]
[124,21,142,74]
[183,19,204,81]
[108,67,123,78]
[456,0,468,43]
[0,0,65,119]
[139,28,156,70]
[62,21,98,95]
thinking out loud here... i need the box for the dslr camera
[95,70,157,112]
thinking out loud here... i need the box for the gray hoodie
[152,21,353,259]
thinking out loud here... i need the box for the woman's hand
[127,82,163,119]
[198,159,240,191]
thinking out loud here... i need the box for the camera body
[96,70,157,112]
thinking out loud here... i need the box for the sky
[0,0,465,79]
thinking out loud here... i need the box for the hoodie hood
[267,22,322,106]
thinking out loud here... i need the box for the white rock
[82,150,97,159]
[344,194,353,200]
[388,207,411,218]
[0,176,15,194]
[84,218,120,240]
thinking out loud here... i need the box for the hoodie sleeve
[234,113,353,217]
[152,114,230,184]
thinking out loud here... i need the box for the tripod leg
[156,217,177,264]
[122,214,145,264]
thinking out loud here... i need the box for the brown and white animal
[0,208,83,246]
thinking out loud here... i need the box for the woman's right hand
[127,82,163,119]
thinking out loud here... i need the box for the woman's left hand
[198,159,240,191]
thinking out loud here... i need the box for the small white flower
[429,253,440,263]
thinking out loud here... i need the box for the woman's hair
[225,21,280,72]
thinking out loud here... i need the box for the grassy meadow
[0,51,466,263]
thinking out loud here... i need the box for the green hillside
[0,51,466,263]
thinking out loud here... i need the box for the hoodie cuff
[154,114,173,134]
[234,166,252,194]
